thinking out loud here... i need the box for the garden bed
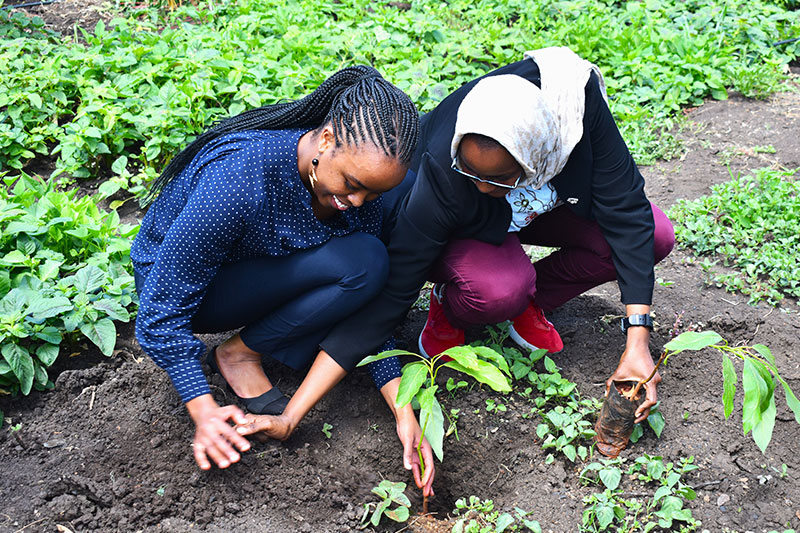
[2,6,800,530]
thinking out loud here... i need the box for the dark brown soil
[2,13,800,530]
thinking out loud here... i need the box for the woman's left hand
[235,413,295,442]
[396,414,435,497]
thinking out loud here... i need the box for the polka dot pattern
[368,338,401,389]
[131,129,384,403]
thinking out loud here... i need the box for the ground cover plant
[2,0,799,195]
[669,168,800,304]
[0,172,137,423]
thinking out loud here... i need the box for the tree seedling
[595,330,800,457]
[359,480,411,529]
[358,345,511,513]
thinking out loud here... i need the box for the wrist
[185,394,219,423]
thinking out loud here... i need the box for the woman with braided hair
[132,66,434,494]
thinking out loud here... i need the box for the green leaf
[629,423,643,443]
[385,506,409,522]
[92,299,130,321]
[522,519,542,532]
[470,345,510,376]
[2,344,34,395]
[751,390,776,453]
[742,358,767,434]
[74,265,107,293]
[26,295,73,320]
[357,349,417,367]
[495,513,514,532]
[0,270,9,299]
[38,260,62,282]
[1,250,29,265]
[778,378,800,424]
[543,356,557,373]
[80,318,116,355]
[563,444,577,462]
[418,390,445,462]
[599,467,621,490]
[442,353,511,393]
[722,355,737,419]
[647,410,666,438]
[395,362,428,409]
[36,343,60,367]
[752,344,776,366]
[111,155,129,175]
[663,330,722,353]
[34,326,62,345]
[596,504,615,529]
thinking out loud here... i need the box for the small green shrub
[0,173,138,402]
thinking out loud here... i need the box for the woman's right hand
[186,394,252,470]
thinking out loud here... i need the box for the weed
[322,423,333,439]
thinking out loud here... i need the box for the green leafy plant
[359,480,411,529]
[358,345,511,512]
[629,330,800,453]
[669,168,800,304]
[0,173,138,410]
[499,344,598,462]
[322,422,333,439]
[580,456,699,532]
[452,496,542,533]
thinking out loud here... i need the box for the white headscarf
[451,47,607,189]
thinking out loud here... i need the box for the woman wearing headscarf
[306,47,675,424]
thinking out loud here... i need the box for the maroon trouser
[428,203,676,329]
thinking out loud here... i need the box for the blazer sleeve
[319,154,460,369]
[585,74,656,304]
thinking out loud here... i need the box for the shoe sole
[509,325,564,353]
[418,329,433,359]
[509,325,550,353]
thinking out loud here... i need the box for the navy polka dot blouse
[131,129,401,403]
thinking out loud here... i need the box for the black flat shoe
[205,346,290,415]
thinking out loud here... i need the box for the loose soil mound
[1,14,799,529]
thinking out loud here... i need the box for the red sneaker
[509,303,563,353]
[418,284,465,359]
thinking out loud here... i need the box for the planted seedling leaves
[752,392,776,453]
[356,349,416,367]
[470,345,510,376]
[663,330,723,354]
[722,355,737,419]
[92,299,130,321]
[417,387,444,462]
[442,356,511,393]
[80,318,116,356]
[495,513,514,532]
[596,504,615,529]
[395,362,428,409]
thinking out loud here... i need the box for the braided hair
[144,65,419,204]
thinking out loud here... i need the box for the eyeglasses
[450,156,524,190]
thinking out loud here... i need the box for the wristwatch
[620,313,653,333]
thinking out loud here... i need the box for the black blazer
[321,59,655,370]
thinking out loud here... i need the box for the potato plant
[0,173,138,423]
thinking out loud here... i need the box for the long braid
[144,65,419,204]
